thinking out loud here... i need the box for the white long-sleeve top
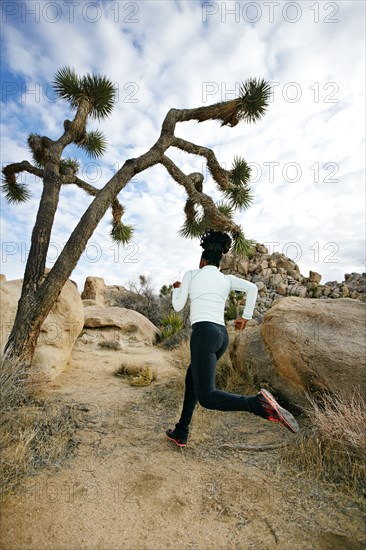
[172,265,258,326]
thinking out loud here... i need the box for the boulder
[309,271,322,284]
[276,282,287,296]
[81,276,108,306]
[230,297,366,410]
[237,259,249,275]
[79,305,160,347]
[81,276,132,307]
[269,274,283,287]
[0,277,84,380]
[298,286,308,298]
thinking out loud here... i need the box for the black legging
[175,321,263,437]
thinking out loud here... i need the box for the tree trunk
[3,148,160,367]
[4,168,62,363]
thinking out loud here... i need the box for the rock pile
[220,244,365,321]
[81,276,131,307]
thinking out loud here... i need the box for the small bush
[114,361,157,381]
[0,355,80,498]
[282,391,366,496]
[159,311,184,341]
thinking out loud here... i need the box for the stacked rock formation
[81,276,131,307]
[220,244,365,321]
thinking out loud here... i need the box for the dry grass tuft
[0,355,81,498]
[282,390,366,497]
[114,361,157,381]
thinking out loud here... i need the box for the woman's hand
[234,317,248,331]
[173,281,181,289]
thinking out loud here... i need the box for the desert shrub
[114,361,157,384]
[282,391,366,497]
[160,311,184,339]
[0,356,80,498]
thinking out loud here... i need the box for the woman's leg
[189,322,262,415]
[174,364,197,437]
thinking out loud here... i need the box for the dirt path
[0,342,364,550]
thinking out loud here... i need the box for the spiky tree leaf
[215,201,235,220]
[231,231,256,258]
[110,223,134,244]
[53,66,116,120]
[231,156,251,187]
[1,180,31,203]
[238,77,272,123]
[223,185,254,210]
[78,130,107,158]
[82,74,116,120]
[178,217,205,239]
[53,67,81,107]
[59,158,80,175]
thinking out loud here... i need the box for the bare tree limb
[172,137,231,191]
[2,161,44,182]
[160,155,241,234]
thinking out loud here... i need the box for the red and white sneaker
[166,429,187,447]
[258,389,299,434]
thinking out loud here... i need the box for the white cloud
[0,0,365,294]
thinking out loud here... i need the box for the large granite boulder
[0,276,84,379]
[230,297,366,410]
[78,305,160,347]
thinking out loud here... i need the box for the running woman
[166,229,299,447]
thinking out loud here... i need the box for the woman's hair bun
[200,229,232,255]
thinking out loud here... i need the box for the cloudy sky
[0,0,365,294]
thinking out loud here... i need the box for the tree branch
[172,137,231,191]
[159,155,241,234]
[63,175,125,228]
[2,160,44,182]
[70,176,98,196]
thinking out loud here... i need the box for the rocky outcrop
[81,276,131,307]
[0,276,84,379]
[77,305,161,348]
[230,297,366,409]
[221,244,365,321]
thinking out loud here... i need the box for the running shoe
[258,389,299,433]
[166,429,187,447]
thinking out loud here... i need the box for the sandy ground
[0,340,364,550]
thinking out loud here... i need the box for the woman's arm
[172,270,191,311]
[228,275,258,320]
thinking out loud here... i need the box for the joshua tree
[1,67,271,366]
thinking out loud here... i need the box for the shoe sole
[166,434,187,447]
[260,389,299,434]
